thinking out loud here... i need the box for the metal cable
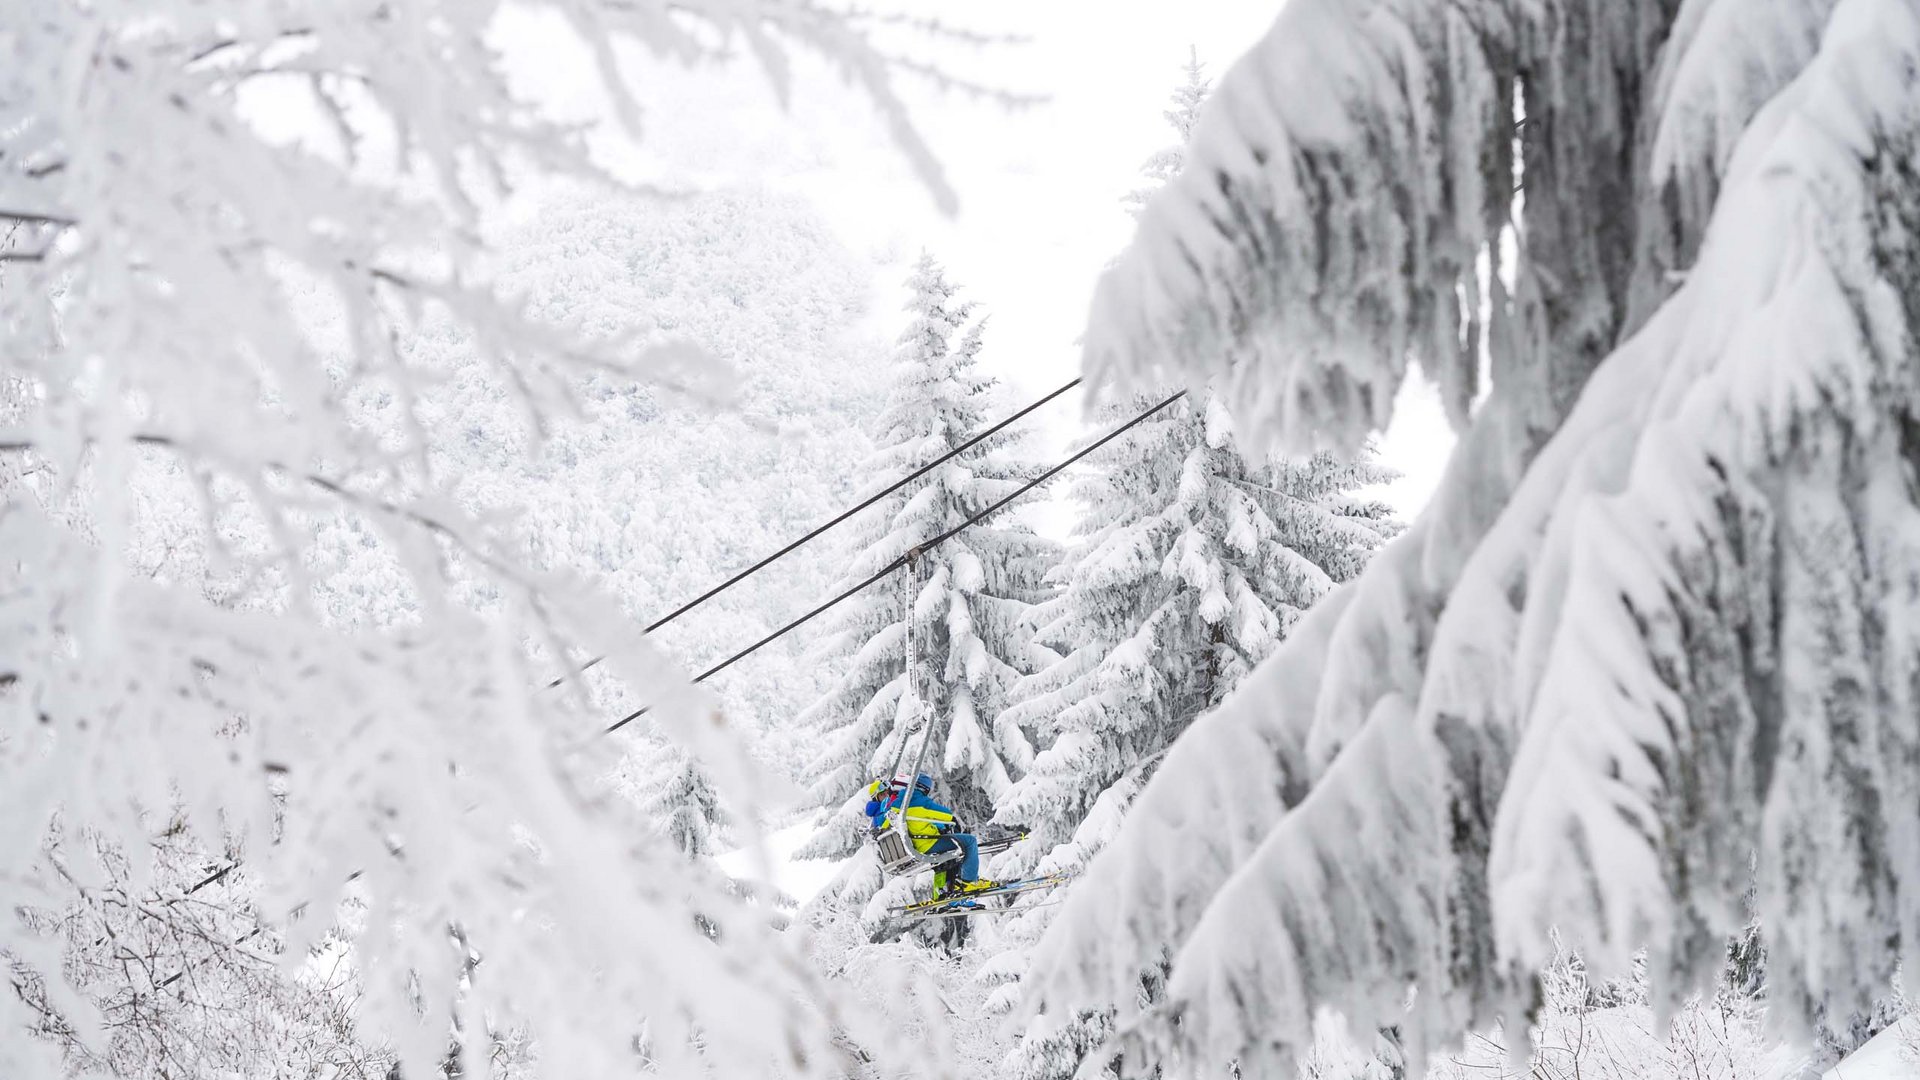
[547,377,1083,690]
[605,389,1184,733]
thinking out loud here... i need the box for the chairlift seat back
[872,826,961,877]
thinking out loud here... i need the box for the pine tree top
[1125,49,1212,219]
[1168,46,1209,140]
[796,256,1057,904]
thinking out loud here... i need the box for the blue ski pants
[927,833,980,881]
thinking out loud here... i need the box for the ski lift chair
[868,778,965,877]
[872,825,965,877]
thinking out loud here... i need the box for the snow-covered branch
[1033,0,1920,1074]
[0,1,951,1076]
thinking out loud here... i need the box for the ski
[894,899,1066,923]
[889,873,1074,919]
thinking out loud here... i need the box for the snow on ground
[1827,1018,1920,1080]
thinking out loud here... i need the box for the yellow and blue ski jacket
[865,779,954,853]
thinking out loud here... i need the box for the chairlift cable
[547,376,1083,691]
[603,388,1186,734]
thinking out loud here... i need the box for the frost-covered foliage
[993,405,1397,883]
[1035,0,1920,1075]
[1120,48,1210,220]
[796,256,1056,920]
[1819,1017,1920,1080]
[985,403,1397,1078]
[800,906,1011,1080]
[0,3,944,1078]
[998,54,1393,886]
[418,187,885,743]
[631,745,727,859]
[8,823,390,1079]
[1793,944,1909,1074]
[1809,990,1914,1078]
[982,59,1398,1080]
[1428,939,1791,1080]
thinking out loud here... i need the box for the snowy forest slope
[408,185,886,756]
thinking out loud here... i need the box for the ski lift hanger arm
[604,389,1186,734]
[889,548,935,866]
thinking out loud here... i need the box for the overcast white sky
[497,2,1455,524]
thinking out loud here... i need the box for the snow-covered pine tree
[1031,2,1920,1077]
[992,412,1397,884]
[616,740,727,860]
[980,57,1398,1080]
[984,423,1398,1074]
[796,255,1056,919]
[1121,46,1209,219]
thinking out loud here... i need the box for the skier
[865,773,999,897]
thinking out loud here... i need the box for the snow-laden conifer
[1121,48,1210,219]
[796,256,1056,921]
[992,406,1395,885]
[1033,1,1920,1075]
[619,741,727,860]
[982,59,1397,1080]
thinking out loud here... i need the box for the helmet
[914,773,934,794]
